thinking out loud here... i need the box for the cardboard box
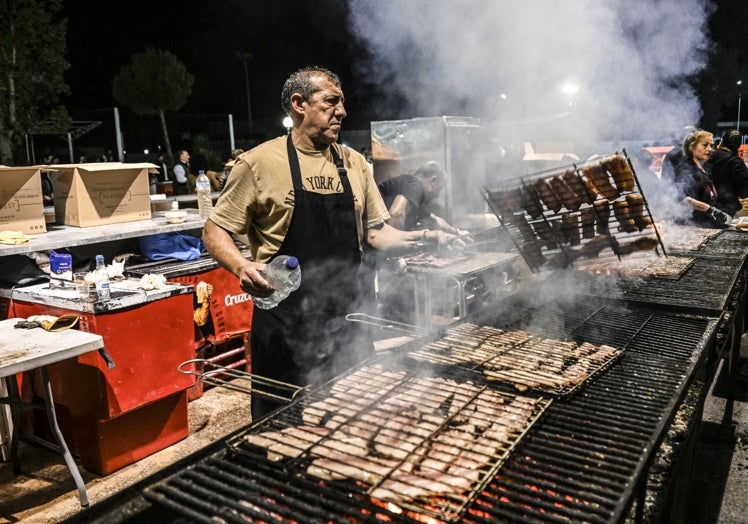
[0,166,47,235]
[50,162,155,227]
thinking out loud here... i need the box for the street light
[738,80,743,133]
[282,116,293,135]
[236,51,253,132]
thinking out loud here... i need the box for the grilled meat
[583,164,619,200]
[521,184,545,218]
[580,206,596,238]
[616,236,660,255]
[602,154,635,192]
[613,200,638,233]
[531,178,563,213]
[593,200,611,235]
[626,193,653,230]
[532,220,557,249]
[486,187,523,217]
[550,175,583,211]
[564,211,581,246]
[563,169,595,204]
[580,234,617,258]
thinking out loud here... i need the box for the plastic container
[195,170,213,219]
[253,255,302,310]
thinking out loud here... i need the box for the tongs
[178,359,305,404]
[345,313,429,337]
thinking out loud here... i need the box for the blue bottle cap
[286,256,299,269]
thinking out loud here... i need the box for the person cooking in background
[172,149,190,195]
[674,129,731,228]
[377,161,466,235]
[202,66,460,419]
[705,129,748,217]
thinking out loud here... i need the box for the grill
[483,152,665,273]
[142,297,718,523]
[668,228,748,259]
[572,252,744,316]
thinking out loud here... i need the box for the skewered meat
[580,234,617,258]
[593,200,611,235]
[521,184,545,218]
[583,164,619,200]
[616,236,660,255]
[613,200,638,233]
[546,249,580,269]
[532,220,557,249]
[564,212,581,246]
[486,187,523,217]
[550,216,568,244]
[602,154,635,192]
[563,169,595,204]
[530,178,563,213]
[510,212,538,243]
[580,206,596,238]
[550,175,582,211]
[520,241,545,270]
[626,193,653,230]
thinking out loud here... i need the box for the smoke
[347,0,714,144]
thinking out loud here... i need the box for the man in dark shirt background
[706,129,748,216]
[377,161,464,234]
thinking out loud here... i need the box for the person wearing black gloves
[706,129,748,216]
[674,129,730,228]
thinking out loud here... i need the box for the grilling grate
[143,297,717,523]
[669,228,748,259]
[406,322,624,397]
[483,152,664,273]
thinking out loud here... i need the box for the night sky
[60,0,376,128]
[57,0,748,151]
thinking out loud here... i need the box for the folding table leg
[4,376,22,475]
[39,367,89,507]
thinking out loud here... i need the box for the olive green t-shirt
[211,136,389,263]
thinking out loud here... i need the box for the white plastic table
[0,318,104,507]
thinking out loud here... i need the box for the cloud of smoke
[347,0,714,145]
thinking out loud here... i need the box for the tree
[0,0,70,165]
[112,48,194,164]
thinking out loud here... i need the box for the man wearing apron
[203,67,459,420]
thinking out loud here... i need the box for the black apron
[250,135,374,419]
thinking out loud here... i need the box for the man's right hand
[239,261,274,297]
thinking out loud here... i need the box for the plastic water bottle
[196,169,213,219]
[252,255,302,310]
[92,255,111,302]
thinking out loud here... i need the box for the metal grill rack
[483,151,665,272]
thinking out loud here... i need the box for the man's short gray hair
[281,66,341,115]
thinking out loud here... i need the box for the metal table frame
[0,318,104,507]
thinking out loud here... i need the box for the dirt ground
[0,378,252,524]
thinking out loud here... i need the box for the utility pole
[737,80,743,133]
[236,51,253,133]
